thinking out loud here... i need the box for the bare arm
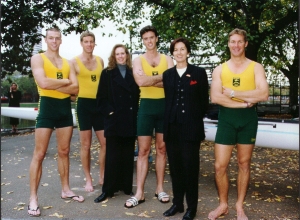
[56,61,79,94]
[99,57,104,69]
[210,65,252,108]
[222,63,269,103]
[31,54,70,90]
[132,57,163,87]
[166,55,175,69]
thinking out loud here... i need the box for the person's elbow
[72,85,79,94]
[261,90,269,102]
[37,81,49,89]
[210,94,219,104]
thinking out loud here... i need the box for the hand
[245,102,254,108]
[65,79,71,85]
[222,86,232,97]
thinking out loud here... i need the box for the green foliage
[1,0,105,79]
[1,76,38,101]
[2,0,298,106]
[87,0,298,105]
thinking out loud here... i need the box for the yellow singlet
[76,56,103,98]
[140,54,168,99]
[221,61,256,102]
[37,53,70,99]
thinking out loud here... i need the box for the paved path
[1,129,299,219]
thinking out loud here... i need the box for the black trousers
[165,123,200,210]
[102,136,135,195]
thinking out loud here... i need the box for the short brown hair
[170,37,191,55]
[228,28,248,42]
[140,25,158,38]
[45,27,61,37]
[80,31,95,42]
[107,44,132,70]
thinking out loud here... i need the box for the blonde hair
[80,31,95,42]
[228,28,248,42]
[107,44,132,70]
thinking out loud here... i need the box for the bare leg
[79,130,93,192]
[236,144,254,220]
[28,128,52,216]
[208,144,234,220]
[154,133,169,202]
[56,126,84,201]
[125,136,151,206]
[95,130,105,185]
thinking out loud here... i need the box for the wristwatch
[230,90,235,98]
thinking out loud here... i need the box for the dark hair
[170,37,191,55]
[107,44,132,70]
[80,31,95,42]
[139,25,158,38]
[228,28,248,42]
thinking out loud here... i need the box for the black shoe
[163,204,184,217]
[94,192,113,203]
[182,209,197,220]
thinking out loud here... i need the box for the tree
[1,0,108,79]
[87,0,298,107]
[2,0,298,107]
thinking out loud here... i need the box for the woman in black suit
[94,44,140,203]
[162,37,209,220]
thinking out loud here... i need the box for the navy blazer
[96,67,140,137]
[163,64,209,142]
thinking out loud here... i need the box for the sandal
[124,197,145,208]
[61,195,85,203]
[155,192,170,203]
[27,205,41,217]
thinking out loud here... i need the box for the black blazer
[96,67,140,137]
[163,64,209,142]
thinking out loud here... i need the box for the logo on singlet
[232,77,240,87]
[152,71,158,76]
[57,72,63,79]
[91,75,96,82]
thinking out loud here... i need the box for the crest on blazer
[232,77,240,87]
[91,75,97,82]
[57,72,63,79]
[152,71,158,76]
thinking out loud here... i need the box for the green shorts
[36,96,73,129]
[76,97,104,131]
[215,106,258,145]
[137,98,165,136]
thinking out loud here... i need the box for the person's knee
[57,146,70,157]
[214,162,228,174]
[237,159,251,172]
[138,147,150,158]
[155,142,166,155]
[80,143,91,151]
[33,150,46,161]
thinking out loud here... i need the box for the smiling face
[45,30,62,51]
[115,46,127,65]
[142,31,158,51]
[81,36,95,53]
[228,34,248,58]
[173,42,189,64]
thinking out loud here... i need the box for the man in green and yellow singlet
[71,31,106,192]
[208,28,269,220]
[125,25,174,208]
[28,28,84,217]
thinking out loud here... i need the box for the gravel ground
[1,129,299,220]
